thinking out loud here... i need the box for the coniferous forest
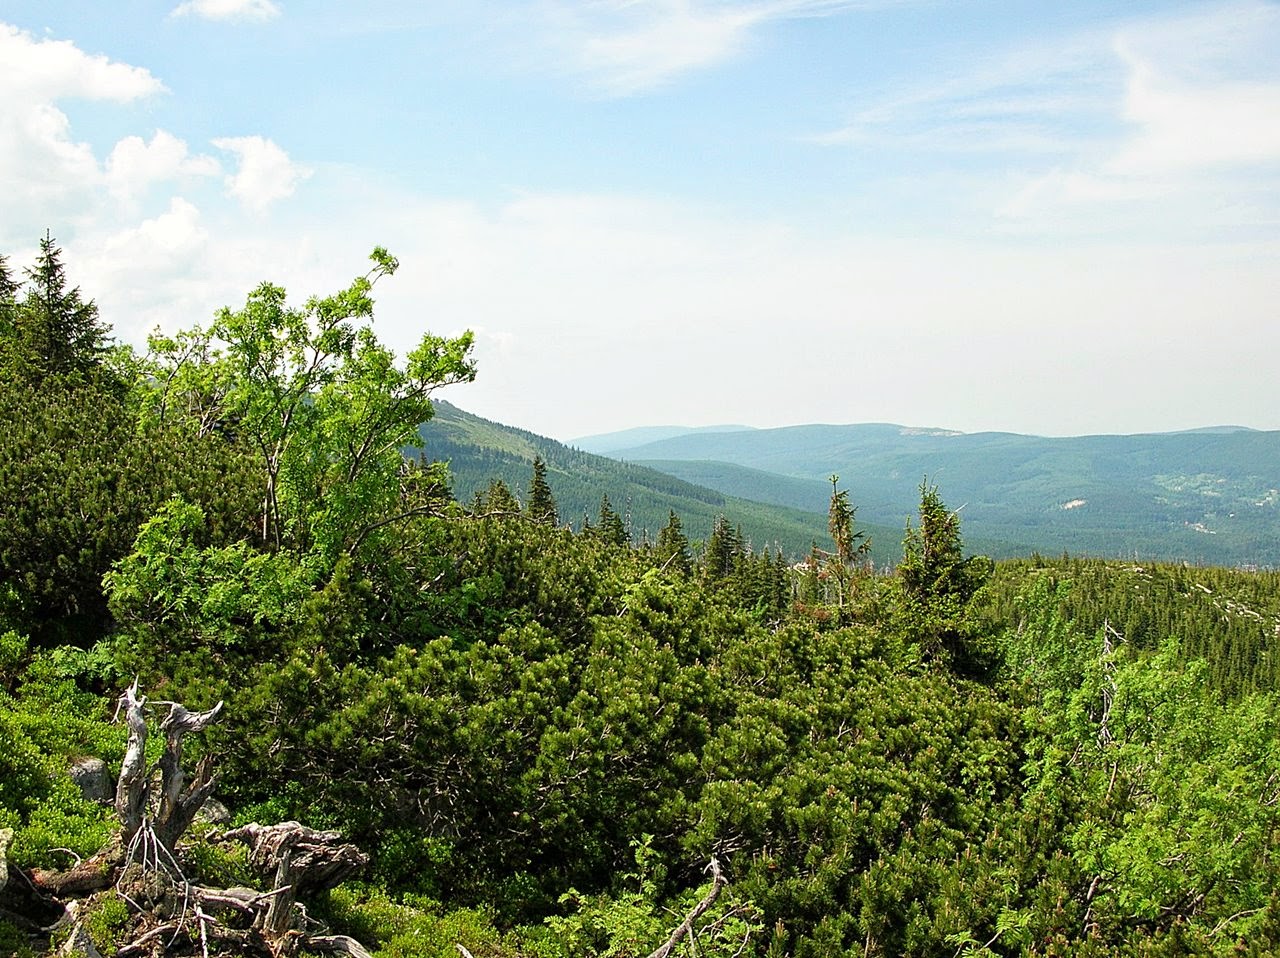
[3,243,1280,957]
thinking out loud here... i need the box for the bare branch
[648,857,727,958]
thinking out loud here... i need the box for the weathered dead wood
[115,680,149,845]
[308,934,377,958]
[647,857,727,958]
[30,841,123,898]
[154,700,223,852]
[58,920,105,958]
[113,679,224,854]
[221,821,369,937]
[0,827,10,894]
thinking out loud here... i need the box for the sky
[2,0,1278,441]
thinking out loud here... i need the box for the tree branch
[647,857,727,958]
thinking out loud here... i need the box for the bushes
[0,660,123,868]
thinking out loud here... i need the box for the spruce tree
[827,474,868,566]
[474,478,521,515]
[598,494,627,547]
[898,479,992,674]
[8,233,110,379]
[0,254,18,340]
[702,515,742,580]
[526,455,558,526]
[655,510,691,574]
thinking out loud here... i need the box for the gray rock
[60,922,104,958]
[68,757,113,804]
[0,826,12,893]
[197,797,232,825]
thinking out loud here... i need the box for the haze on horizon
[2,1,1278,444]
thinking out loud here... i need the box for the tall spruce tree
[0,254,18,339]
[898,479,992,674]
[655,510,691,574]
[5,234,110,380]
[702,515,743,580]
[598,494,627,547]
[526,455,558,526]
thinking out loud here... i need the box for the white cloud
[814,2,1280,241]
[0,23,167,245]
[170,0,282,23]
[106,131,221,201]
[1108,47,1280,175]
[212,136,311,212]
[994,4,1280,237]
[78,198,213,339]
[532,0,876,95]
[0,22,164,102]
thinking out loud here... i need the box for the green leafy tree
[140,247,476,565]
[526,455,558,526]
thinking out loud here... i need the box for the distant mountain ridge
[587,422,1280,567]
[418,403,917,561]
[572,423,756,454]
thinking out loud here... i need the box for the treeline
[2,241,1279,957]
[986,556,1280,698]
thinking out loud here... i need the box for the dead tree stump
[221,821,370,937]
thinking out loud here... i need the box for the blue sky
[2,1,1278,440]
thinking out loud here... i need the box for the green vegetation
[589,423,1280,567]
[2,242,1278,957]
[420,402,910,563]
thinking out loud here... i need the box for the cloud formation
[535,0,876,95]
[170,0,282,23]
[812,1,1280,241]
[212,136,311,212]
[0,24,166,243]
[105,131,221,202]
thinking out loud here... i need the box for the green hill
[419,403,920,561]
[594,424,1280,566]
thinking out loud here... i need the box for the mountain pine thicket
[1,243,1279,958]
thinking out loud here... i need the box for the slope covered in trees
[592,423,1280,567]
[2,245,1279,958]
[419,402,912,562]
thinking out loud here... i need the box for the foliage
[654,510,691,575]
[896,480,994,675]
[138,248,475,565]
[9,243,1280,958]
[546,838,761,958]
[0,233,111,383]
[104,499,313,664]
[82,895,130,957]
[0,350,256,643]
[0,647,125,868]
[527,456,558,527]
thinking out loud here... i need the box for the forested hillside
[589,423,1280,567]
[3,244,1279,958]
[420,402,913,562]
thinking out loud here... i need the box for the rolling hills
[575,423,1280,567]
[418,403,925,561]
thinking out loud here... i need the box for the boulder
[197,798,232,825]
[0,826,12,893]
[68,757,112,804]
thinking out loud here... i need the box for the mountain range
[421,405,1280,566]
[575,422,1280,567]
